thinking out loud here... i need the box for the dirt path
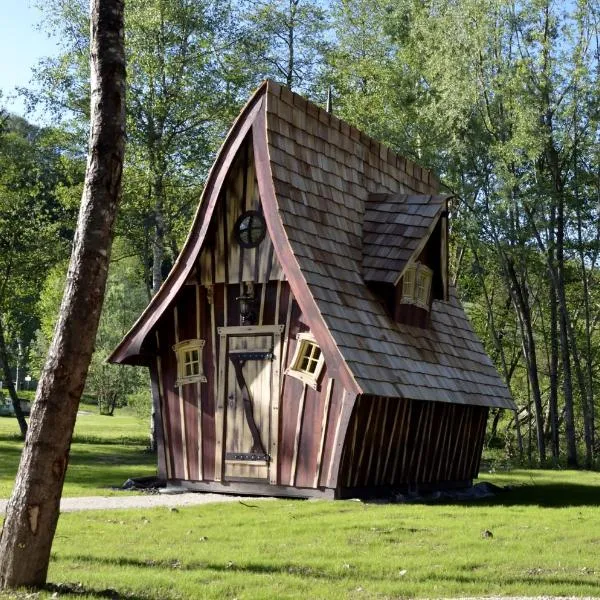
[0,492,270,514]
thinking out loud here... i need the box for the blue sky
[0,0,60,118]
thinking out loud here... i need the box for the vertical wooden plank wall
[337,396,488,493]
[150,133,350,491]
[154,277,347,490]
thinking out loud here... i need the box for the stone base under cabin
[166,478,336,499]
[165,477,475,500]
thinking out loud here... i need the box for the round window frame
[234,210,267,249]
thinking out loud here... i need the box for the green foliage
[8,0,600,466]
[33,0,256,293]
[34,239,150,414]
[0,412,154,498]
[241,0,330,93]
[126,389,153,424]
[0,114,79,418]
[86,239,150,415]
[324,0,600,467]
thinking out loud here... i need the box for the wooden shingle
[264,83,513,410]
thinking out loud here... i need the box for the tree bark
[547,204,560,464]
[469,241,523,457]
[505,259,546,464]
[0,0,125,589]
[0,315,27,438]
[286,0,296,89]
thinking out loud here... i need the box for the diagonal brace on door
[229,356,268,456]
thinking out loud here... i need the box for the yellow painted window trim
[173,339,207,387]
[400,262,433,311]
[285,332,325,390]
[415,265,433,309]
[401,265,417,302]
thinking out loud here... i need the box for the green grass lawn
[0,411,156,498]
[1,470,600,598]
[2,414,600,598]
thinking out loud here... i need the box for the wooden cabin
[109,81,515,499]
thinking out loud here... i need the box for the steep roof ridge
[268,80,440,195]
[252,91,363,395]
[263,81,514,409]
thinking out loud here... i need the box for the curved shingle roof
[262,82,514,409]
[110,80,514,410]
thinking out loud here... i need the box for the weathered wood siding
[147,134,349,492]
[338,396,488,494]
[198,137,284,285]
[150,278,348,490]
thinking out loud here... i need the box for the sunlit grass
[0,411,155,498]
[2,472,600,599]
[2,414,600,598]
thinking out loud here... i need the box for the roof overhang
[108,85,268,365]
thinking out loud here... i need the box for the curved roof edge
[251,93,362,395]
[108,82,268,365]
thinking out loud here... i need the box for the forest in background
[0,0,598,469]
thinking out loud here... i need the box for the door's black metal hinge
[229,351,273,361]
[225,452,271,462]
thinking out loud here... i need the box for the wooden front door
[217,325,283,483]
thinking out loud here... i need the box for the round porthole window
[234,210,266,248]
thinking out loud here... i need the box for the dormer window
[401,263,433,310]
[173,339,207,386]
[286,333,325,389]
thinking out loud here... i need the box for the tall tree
[241,0,329,92]
[326,0,600,465]
[0,0,126,588]
[32,0,252,296]
[0,117,75,437]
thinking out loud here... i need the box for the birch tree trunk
[0,315,28,438]
[0,0,125,588]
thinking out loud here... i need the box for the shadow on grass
[46,582,150,600]
[477,483,600,508]
[70,435,151,447]
[61,554,341,580]
[0,432,148,448]
[423,571,600,590]
[372,481,600,508]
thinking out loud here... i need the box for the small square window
[400,262,433,311]
[286,334,325,389]
[295,341,321,374]
[173,339,207,386]
[401,265,416,302]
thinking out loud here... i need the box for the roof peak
[260,80,439,192]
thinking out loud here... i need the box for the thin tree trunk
[556,187,578,468]
[546,200,559,464]
[0,316,27,438]
[505,260,546,464]
[548,275,560,463]
[470,241,523,457]
[0,0,125,588]
[286,0,296,88]
[573,99,594,468]
[537,1,577,467]
[151,193,165,296]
